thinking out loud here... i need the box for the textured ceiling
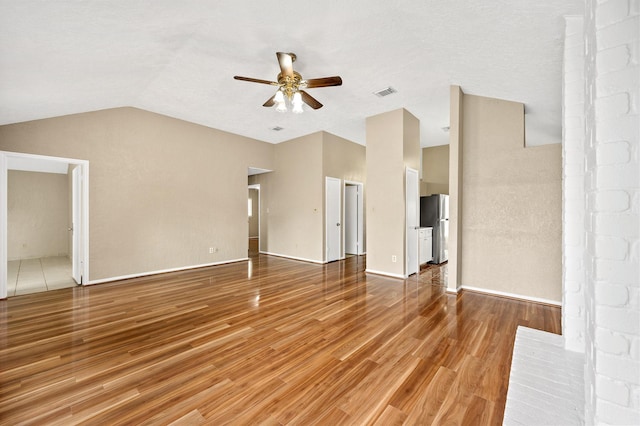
[0,0,583,147]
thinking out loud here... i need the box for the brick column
[583,0,639,423]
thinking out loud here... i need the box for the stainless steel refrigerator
[419,194,449,264]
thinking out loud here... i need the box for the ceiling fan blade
[276,52,294,78]
[305,76,343,88]
[263,95,276,107]
[234,76,279,85]
[300,90,323,109]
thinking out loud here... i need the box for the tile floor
[7,256,77,297]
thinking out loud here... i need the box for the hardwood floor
[0,249,560,425]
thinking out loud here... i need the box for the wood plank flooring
[0,247,560,425]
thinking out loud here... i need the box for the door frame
[405,167,419,277]
[0,151,89,299]
[343,180,364,256]
[325,176,342,263]
[248,184,260,248]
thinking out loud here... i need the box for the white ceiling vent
[270,126,284,131]
[373,87,397,97]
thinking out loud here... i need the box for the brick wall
[583,0,639,423]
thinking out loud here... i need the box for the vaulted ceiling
[0,0,583,147]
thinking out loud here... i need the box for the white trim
[88,258,249,285]
[259,251,324,264]
[461,285,562,306]
[365,269,406,279]
[0,154,7,299]
[4,151,87,166]
[445,284,462,294]
[81,163,89,284]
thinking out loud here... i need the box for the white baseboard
[87,258,249,285]
[365,269,406,279]
[259,251,324,264]
[461,285,561,306]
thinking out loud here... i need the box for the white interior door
[326,177,341,262]
[406,168,419,276]
[344,185,358,255]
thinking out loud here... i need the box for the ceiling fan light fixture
[274,90,285,103]
[276,101,287,113]
[292,92,303,114]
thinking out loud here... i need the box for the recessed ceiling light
[373,87,397,97]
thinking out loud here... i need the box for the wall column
[365,109,420,278]
[583,0,639,423]
[447,86,463,292]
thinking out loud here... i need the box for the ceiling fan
[234,52,342,113]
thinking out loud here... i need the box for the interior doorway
[248,184,260,256]
[343,181,364,256]
[0,151,89,299]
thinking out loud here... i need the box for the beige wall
[248,188,259,238]
[322,132,367,256]
[8,170,69,260]
[366,108,420,277]
[402,109,421,173]
[253,131,365,263]
[253,132,324,262]
[421,145,450,196]
[0,107,274,281]
[460,94,562,301]
[322,132,366,184]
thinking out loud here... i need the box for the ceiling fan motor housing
[278,71,304,99]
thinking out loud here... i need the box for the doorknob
[336,223,341,226]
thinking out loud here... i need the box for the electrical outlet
[392,255,397,262]
[209,247,214,254]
